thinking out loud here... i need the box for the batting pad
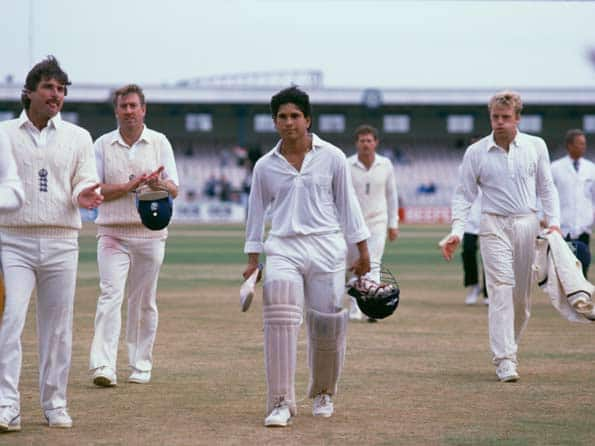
[263,280,303,415]
[306,308,348,398]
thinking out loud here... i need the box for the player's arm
[535,138,561,234]
[145,137,179,198]
[386,161,399,241]
[243,163,269,279]
[350,239,371,277]
[73,131,103,209]
[442,152,478,260]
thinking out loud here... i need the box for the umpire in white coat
[440,91,560,383]
[0,56,103,432]
[243,86,370,427]
[551,129,594,278]
[89,84,179,388]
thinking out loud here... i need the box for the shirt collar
[486,129,521,152]
[18,109,61,131]
[272,133,320,158]
[111,124,148,147]
[351,153,380,169]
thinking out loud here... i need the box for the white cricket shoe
[464,285,480,305]
[483,296,489,306]
[349,298,364,321]
[45,408,73,428]
[312,393,334,418]
[264,402,291,427]
[496,360,519,383]
[92,366,117,387]
[0,405,21,432]
[128,369,151,384]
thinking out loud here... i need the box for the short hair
[112,84,146,108]
[488,90,523,117]
[354,124,379,141]
[21,55,71,110]
[565,129,585,147]
[270,86,312,119]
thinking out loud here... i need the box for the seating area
[172,142,465,208]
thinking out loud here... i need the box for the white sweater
[94,128,171,238]
[0,116,98,238]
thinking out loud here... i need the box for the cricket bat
[240,264,262,312]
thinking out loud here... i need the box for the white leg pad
[306,308,349,398]
[263,280,303,416]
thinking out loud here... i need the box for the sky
[1,0,595,90]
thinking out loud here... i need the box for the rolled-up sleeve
[333,156,370,244]
[244,165,269,254]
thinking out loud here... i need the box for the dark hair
[270,86,312,120]
[21,55,70,110]
[354,124,379,141]
[112,84,146,108]
[565,129,585,147]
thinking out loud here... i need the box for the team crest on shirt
[38,168,48,192]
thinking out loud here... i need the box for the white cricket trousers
[0,232,78,412]
[89,235,165,373]
[479,213,539,366]
[264,232,347,311]
[347,224,386,282]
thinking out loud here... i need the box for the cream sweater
[94,128,169,239]
[0,117,98,238]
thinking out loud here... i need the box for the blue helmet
[136,189,173,230]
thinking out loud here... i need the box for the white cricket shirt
[244,133,370,254]
[451,131,560,239]
[347,153,398,232]
[551,155,595,238]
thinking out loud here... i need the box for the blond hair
[488,90,523,117]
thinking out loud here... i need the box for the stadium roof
[1,82,595,106]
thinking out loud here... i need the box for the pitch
[9,224,595,445]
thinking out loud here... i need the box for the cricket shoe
[312,393,334,418]
[0,406,21,432]
[496,360,519,383]
[465,285,480,305]
[92,366,117,387]
[264,402,291,427]
[128,369,151,384]
[45,408,72,428]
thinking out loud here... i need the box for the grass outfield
[8,223,595,445]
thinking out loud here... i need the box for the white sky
[1,0,595,89]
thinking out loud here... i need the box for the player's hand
[439,235,461,261]
[351,254,371,277]
[78,183,104,209]
[546,225,562,235]
[388,227,399,241]
[146,166,165,189]
[127,174,148,192]
[243,263,262,283]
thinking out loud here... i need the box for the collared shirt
[551,155,595,238]
[17,109,60,148]
[451,130,560,239]
[464,191,482,235]
[347,153,399,230]
[94,125,179,185]
[244,133,370,254]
